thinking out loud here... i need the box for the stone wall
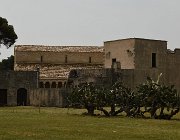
[68,68,122,88]
[166,49,180,93]
[15,45,104,65]
[133,39,168,89]
[0,71,37,89]
[29,88,69,107]
[0,71,37,106]
[15,51,104,65]
[121,69,166,90]
[0,70,70,107]
[104,39,135,69]
[134,39,167,70]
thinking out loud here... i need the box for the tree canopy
[0,17,18,48]
[0,55,14,70]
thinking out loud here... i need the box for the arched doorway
[51,82,56,88]
[45,82,50,88]
[17,88,27,106]
[57,82,62,88]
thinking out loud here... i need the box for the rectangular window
[40,56,43,63]
[152,53,156,67]
[89,57,92,63]
[65,55,67,63]
[112,58,116,63]
[112,58,117,69]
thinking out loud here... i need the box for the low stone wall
[29,88,70,107]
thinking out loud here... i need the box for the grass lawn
[0,107,179,140]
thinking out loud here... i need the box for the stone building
[104,38,180,92]
[0,37,179,107]
[1,45,104,106]
[14,45,104,88]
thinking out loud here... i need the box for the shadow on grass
[67,110,180,121]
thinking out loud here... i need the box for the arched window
[39,82,44,88]
[51,82,56,88]
[45,82,50,88]
[57,82,62,88]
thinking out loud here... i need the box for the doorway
[17,88,27,106]
[0,89,7,106]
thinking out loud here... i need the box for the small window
[112,58,116,63]
[152,53,156,67]
[40,56,43,63]
[65,55,67,63]
[89,57,92,63]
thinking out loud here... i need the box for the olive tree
[68,83,98,115]
[136,75,180,119]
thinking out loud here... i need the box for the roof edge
[104,38,167,43]
[15,45,103,47]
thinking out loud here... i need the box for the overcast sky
[0,0,180,60]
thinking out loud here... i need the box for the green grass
[0,107,180,140]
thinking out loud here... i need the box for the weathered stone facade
[1,38,179,107]
[68,68,121,88]
[0,71,37,106]
[7,45,104,106]
[0,71,69,107]
[104,38,180,93]
[14,45,104,86]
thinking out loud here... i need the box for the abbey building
[0,38,180,106]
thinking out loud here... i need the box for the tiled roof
[14,64,103,79]
[15,45,104,53]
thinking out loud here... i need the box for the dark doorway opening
[39,82,44,88]
[112,58,116,64]
[112,58,117,68]
[58,82,62,88]
[51,82,56,88]
[0,89,7,106]
[45,82,50,88]
[17,88,27,106]
[152,53,156,67]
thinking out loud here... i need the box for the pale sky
[0,0,180,60]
